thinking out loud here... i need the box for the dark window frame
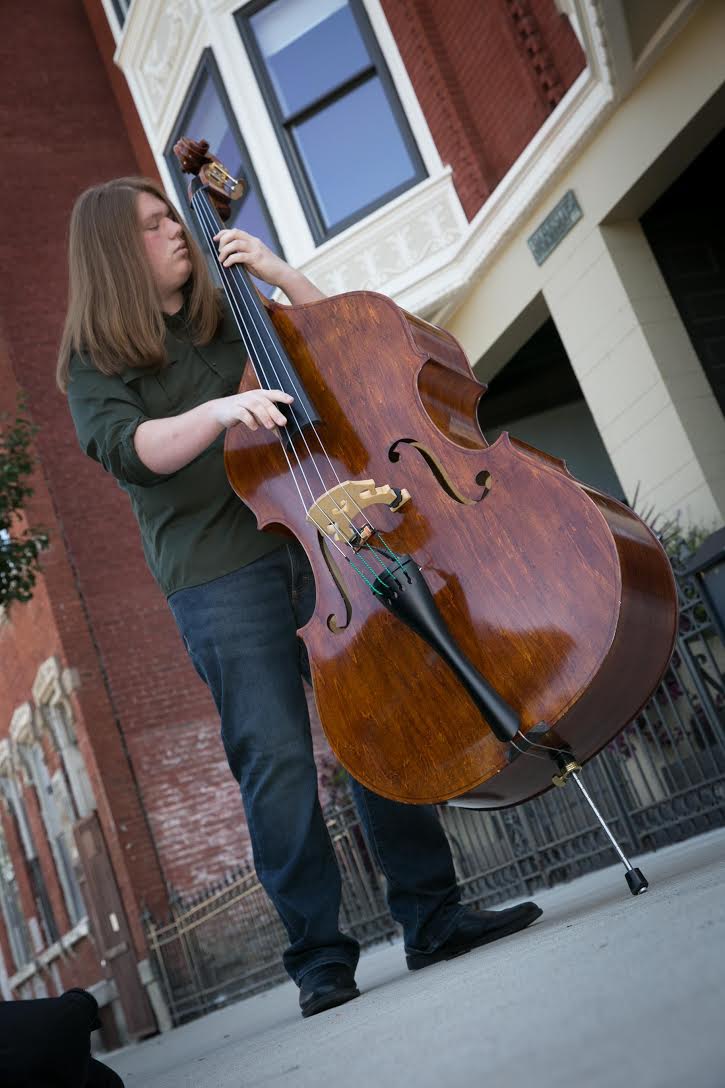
[236,0,427,243]
[164,48,283,264]
[109,0,132,31]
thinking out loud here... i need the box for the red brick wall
[380,0,586,218]
[0,1,178,986]
[82,0,161,184]
[0,330,165,984]
[0,0,336,940]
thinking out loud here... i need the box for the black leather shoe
[299,964,360,1018]
[406,902,543,970]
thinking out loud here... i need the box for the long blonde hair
[57,177,221,391]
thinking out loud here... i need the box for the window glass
[166,52,283,297]
[0,828,32,969]
[239,0,426,240]
[188,78,242,177]
[294,76,418,229]
[250,0,370,118]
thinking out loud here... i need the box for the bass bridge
[307,479,410,550]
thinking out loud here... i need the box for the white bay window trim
[115,0,447,268]
[99,0,124,44]
[111,0,703,318]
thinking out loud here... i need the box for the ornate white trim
[110,0,706,318]
[301,170,467,297]
[32,656,62,706]
[9,703,33,746]
[394,71,612,316]
[113,0,616,312]
[116,0,204,130]
[115,0,446,268]
[61,667,81,695]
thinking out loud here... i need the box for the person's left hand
[213,229,288,287]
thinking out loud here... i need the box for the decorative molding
[394,71,612,316]
[585,0,702,103]
[116,0,202,128]
[505,0,567,110]
[142,4,190,105]
[110,0,705,320]
[32,656,62,705]
[301,171,467,297]
[587,0,629,98]
[9,704,34,746]
[61,668,81,695]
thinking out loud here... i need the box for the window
[237,0,426,241]
[49,769,85,927]
[0,828,32,970]
[165,50,283,298]
[1,775,58,947]
[21,745,85,928]
[109,0,132,30]
[44,703,95,820]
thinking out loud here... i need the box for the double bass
[174,139,678,886]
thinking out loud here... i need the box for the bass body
[224,289,678,808]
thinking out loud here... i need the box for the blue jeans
[168,540,464,983]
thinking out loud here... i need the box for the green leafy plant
[0,408,49,609]
[628,482,714,563]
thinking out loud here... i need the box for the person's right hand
[211,388,294,431]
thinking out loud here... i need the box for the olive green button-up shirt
[67,306,286,597]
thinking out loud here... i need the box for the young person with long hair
[61,177,541,1018]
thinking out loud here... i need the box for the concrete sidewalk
[106,828,725,1088]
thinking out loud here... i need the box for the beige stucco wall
[448,0,725,529]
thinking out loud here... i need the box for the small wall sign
[527,190,583,265]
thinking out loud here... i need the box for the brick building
[0,0,723,1047]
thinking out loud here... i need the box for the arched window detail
[33,657,96,822]
[11,683,86,931]
[0,771,58,949]
[0,821,32,971]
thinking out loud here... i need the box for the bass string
[193,189,405,590]
[192,191,320,511]
[193,191,399,591]
[194,187,552,762]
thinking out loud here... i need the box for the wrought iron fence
[144,557,725,1025]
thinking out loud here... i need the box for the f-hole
[319,534,353,632]
[389,439,492,504]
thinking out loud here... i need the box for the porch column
[543,221,725,528]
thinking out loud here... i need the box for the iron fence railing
[145,557,725,1025]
